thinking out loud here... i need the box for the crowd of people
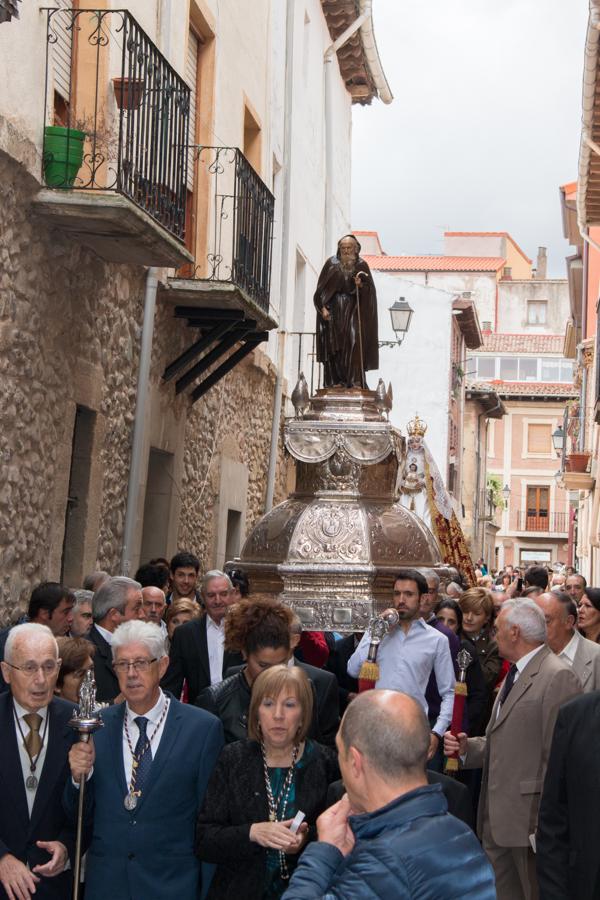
[0,553,597,899]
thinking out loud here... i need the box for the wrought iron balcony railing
[515,511,569,533]
[184,146,275,314]
[42,7,190,242]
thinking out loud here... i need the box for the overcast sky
[351,0,588,277]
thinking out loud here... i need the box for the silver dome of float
[238,387,450,633]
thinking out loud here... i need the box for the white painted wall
[498,279,570,334]
[444,234,505,258]
[369,272,453,481]
[267,0,354,403]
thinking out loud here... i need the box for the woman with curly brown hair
[196,598,339,745]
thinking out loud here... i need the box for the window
[541,359,560,382]
[527,301,547,325]
[243,104,261,173]
[477,357,496,379]
[559,360,574,382]
[470,356,574,383]
[526,486,549,530]
[527,424,551,454]
[518,358,537,381]
[499,357,519,380]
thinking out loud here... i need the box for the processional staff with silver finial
[357,608,400,692]
[68,669,104,900]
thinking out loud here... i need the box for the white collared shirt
[94,623,113,645]
[494,644,545,721]
[347,618,455,735]
[514,644,544,679]
[122,689,170,789]
[13,699,49,816]
[206,615,225,685]
[558,631,580,666]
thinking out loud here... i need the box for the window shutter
[185,30,199,191]
[527,424,551,453]
[52,0,73,102]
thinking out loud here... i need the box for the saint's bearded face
[338,240,358,275]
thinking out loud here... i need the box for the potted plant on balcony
[565,404,590,472]
[566,451,590,473]
[43,125,86,188]
[112,77,145,111]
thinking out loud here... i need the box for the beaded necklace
[261,741,299,881]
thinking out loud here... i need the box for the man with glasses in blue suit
[66,619,223,900]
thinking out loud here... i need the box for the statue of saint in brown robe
[313,234,379,388]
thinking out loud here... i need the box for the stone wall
[0,146,146,623]
[177,349,289,567]
[0,143,289,624]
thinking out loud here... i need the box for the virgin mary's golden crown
[407,414,428,437]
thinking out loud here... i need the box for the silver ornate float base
[238,388,450,632]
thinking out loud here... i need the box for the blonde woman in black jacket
[196,665,339,900]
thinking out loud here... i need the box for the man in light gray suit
[445,599,581,900]
[535,591,600,692]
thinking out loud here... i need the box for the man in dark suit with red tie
[0,623,77,900]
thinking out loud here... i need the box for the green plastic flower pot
[43,125,86,188]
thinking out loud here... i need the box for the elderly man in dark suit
[161,570,242,700]
[537,691,600,899]
[66,620,223,900]
[445,599,581,900]
[535,591,600,692]
[0,623,77,900]
[87,576,145,703]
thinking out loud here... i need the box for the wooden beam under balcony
[160,278,277,332]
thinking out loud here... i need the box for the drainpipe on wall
[265,0,296,513]
[121,267,159,575]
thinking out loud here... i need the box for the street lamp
[378,297,414,348]
[552,425,565,454]
[501,484,510,504]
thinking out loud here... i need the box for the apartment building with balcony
[467,331,575,568]
[0,2,391,620]
[557,0,600,580]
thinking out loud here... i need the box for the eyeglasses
[6,660,60,677]
[113,658,157,673]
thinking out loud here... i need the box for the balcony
[160,146,277,331]
[514,511,569,535]
[559,403,595,491]
[33,8,192,267]
[158,148,276,401]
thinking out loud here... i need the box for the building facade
[352,239,484,515]
[0,1,391,621]
[557,0,600,582]
[351,230,572,567]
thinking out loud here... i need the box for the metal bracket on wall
[163,306,268,402]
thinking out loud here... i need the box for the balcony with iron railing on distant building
[514,511,569,535]
[34,7,192,267]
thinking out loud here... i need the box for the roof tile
[467,379,576,398]
[480,333,565,354]
[364,255,505,272]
